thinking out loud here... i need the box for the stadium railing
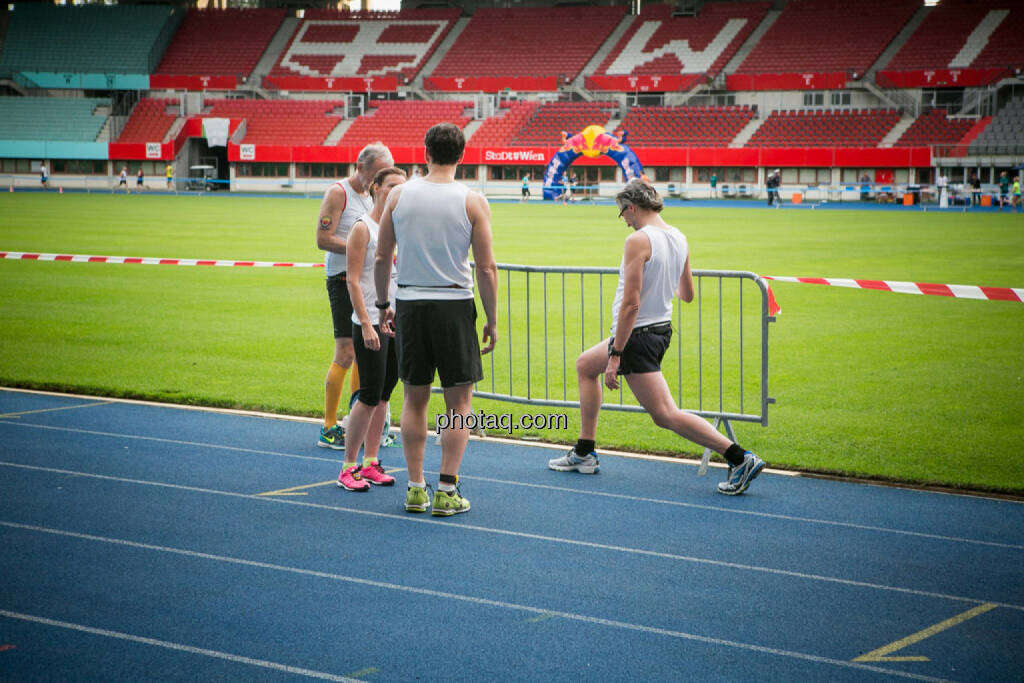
[435,264,777,459]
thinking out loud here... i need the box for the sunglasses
[618,204,631,218]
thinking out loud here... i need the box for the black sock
[439,473,457,485]
[575,439,595,455]
[723,443,747,467]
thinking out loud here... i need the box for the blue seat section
[0,97,110,142]
[0,4,178,74]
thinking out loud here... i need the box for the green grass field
[2,192,1022,494]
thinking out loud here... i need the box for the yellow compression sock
[349,362,360,398]
[324,362,348,428]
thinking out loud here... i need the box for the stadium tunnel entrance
[542,125,644,201]
[185,138,228,191]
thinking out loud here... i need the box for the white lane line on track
[445,473,1024,551]
[0,609,362,682]
[2,418,1021,551]
[0,401,113,419]
[8,387,1021,501]
[2,461,1022,614]
[0,419,341,464]
[0,386,324,424]
[0,521,953,683]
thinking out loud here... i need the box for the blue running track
[1,388,1021,681]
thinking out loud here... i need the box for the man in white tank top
[549,180,767,496]
[315,142,394,452]
[374,123,498,516]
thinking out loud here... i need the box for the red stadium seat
[116,98,178,144]
[593,3,769,81]
[268,9,459,84]
[745,109,900,148]
[338,100,473,147]
[155,9,286,78]
[201,99,343,146]
[736,0,918,76]
[430,7,624,82]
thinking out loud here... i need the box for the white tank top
[611,224,688,332]
[325,178,373,277]
[350,214,397,327]
[391,177,474,301]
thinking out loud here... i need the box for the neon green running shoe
[317,424,345,451]
[431,486,470,517]
[405,485,431,513]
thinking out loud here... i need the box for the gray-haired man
[315,142,394,452]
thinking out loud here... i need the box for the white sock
[408,480,426,489]
[439,482,456,493]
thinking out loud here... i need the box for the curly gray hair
[615,179,663,213]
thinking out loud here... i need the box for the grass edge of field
[7,378,1022,501]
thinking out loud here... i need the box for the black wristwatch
[609,347,623,357]
[374,301,390,310]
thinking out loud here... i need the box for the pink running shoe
[360,460,395,486]
[337,464,369,492]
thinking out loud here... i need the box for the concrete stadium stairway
[413,17,469,89]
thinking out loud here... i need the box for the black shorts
[522,187,530,196]
[611,323,672,375]
[352,323,398,406]
[395,298,483,388]
[326,272,353,339]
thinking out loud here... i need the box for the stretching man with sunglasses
[548,180,767,495]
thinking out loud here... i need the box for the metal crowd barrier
[438,263,777,450]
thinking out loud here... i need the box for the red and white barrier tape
[0,251,324,268]
[764,276,1024,303]
[4,251,1020,304]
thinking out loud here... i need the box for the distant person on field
[709,172,717,198]
[521,174,530,202]
[766,169,780,207]
[860,173,870,201]
[969,172,981,207]
[548,180,767,496]
[39,162,48,190]
[998,172,1009,211]
[336,166,407,492]
[557,176,571,204]
[119,166,129,194]
[1013,176,1021,214]
[166,163,174,190]
[374,122,498,517]
[137,167,145,192]
[316,142,395,453]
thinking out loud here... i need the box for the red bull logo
[560,125,624,158]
